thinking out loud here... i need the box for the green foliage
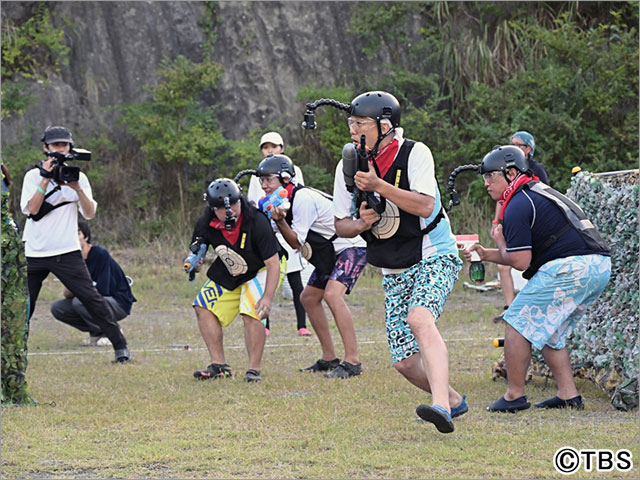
[0,2,69,80]
[1,189,34,405]
[293,85,354,193]
[1,80,35,119]
[118,55,226,222]
[345,1,638,202]
[198,1,219,59]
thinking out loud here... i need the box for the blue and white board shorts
[504,254,611,350]
[382,254,462,362]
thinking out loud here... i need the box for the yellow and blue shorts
[193,256,286,327]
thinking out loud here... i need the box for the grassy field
[2,249,638,479]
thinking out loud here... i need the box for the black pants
[287,271,306,330]
[27,251,127,350]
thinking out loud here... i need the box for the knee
[300,288,318,309]
[322,288,345,309]
[50,299,64,319]
[393,358,410,376]
[497,263,511,274]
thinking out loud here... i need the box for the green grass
[2,255,638,479]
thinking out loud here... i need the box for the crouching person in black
[20,126,130,363]
[190,178,285,383]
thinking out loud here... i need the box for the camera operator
[20,126,130,363]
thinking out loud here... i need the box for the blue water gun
[258,186,290,219]
[183,237,207,282]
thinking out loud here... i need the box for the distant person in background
[50,221,136,346]
[247,131,311,336]
[491,131,550,323]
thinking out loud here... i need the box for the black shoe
[324,361,362,379]
[300,358,340,372]
[194,363,232,380]
[114,347,130,363]
[487,395,530,413]
[534,395,584,409]
[244,369,262,382]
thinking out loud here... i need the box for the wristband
[37,186,46,194]
[492,220,499,224]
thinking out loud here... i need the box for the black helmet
[256,154,295,184]
[205,178,242,209]
[480,145,529,175]
[41,126,74,146]
[349,91,401,128]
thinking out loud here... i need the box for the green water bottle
[469,260,485,283]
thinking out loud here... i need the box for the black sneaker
[324,361,363,379]
[244,369,262,382]
[194,363,232,380]
[300,358,341,372]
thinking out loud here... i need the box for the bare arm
[254,253,280,320]
[67,182,96,219]
[26,159,55,215]
[464,224,532,269]
[334,200,380,238]
[271,207,302,250]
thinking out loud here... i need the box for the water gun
[183,237,207,282]
[258,186,290,219]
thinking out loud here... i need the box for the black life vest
[362,139,444,269]
[205,217,271,291]
[285,185,338,275]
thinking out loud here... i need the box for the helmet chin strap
[223,197,237,230]
[371,122,395,157]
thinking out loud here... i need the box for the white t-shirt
[291,187,366,255]
[20,167,97,257]
[333,128,457,274]
[246,165,306,273]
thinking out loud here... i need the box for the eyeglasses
[482,171,503,182]
[511,142,529,149]
[347,117,376,131]
[259,175,279,185]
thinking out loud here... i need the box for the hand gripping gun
[184,237,207,282]
[258,186,290,219]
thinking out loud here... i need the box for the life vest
[205,216,271,291]
[362,140,444,268]
[285,185,337,275]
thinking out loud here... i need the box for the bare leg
[300,285,338,361]
[406,306,451,410]
[498,264,515,306]
[541,345,579,399]
[242,314,266,371]
[394,353,463,408]
[323,279,358,365]
[504,322,532,400]
[195,306,225,364]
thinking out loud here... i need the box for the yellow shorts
[193,256,286,327]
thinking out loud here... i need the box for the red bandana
[210,212,244,244]
[372,139,399,179]
[284,182,295,200]
[498,173,539,220]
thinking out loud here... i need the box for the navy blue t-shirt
[503,189,599,269]
[529,158,549,185]
[86,245,136,314]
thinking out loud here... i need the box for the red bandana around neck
[498,173,539,220]
[210,212,244,244]
[284,182,295,200]
[372,138,399,179]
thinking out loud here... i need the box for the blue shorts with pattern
[307,247,367,294]
[504,254,611,350]
[382,254,462,363]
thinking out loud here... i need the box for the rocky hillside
[2,1,406,145]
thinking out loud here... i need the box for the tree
[119,55,226,223]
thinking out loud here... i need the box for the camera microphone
[342,143,357,192]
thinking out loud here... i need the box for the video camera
[41,148,91,184]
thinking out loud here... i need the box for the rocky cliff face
[2,1,399,145]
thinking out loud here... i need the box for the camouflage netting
[1,185,35,406]
[494,170,639,411]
